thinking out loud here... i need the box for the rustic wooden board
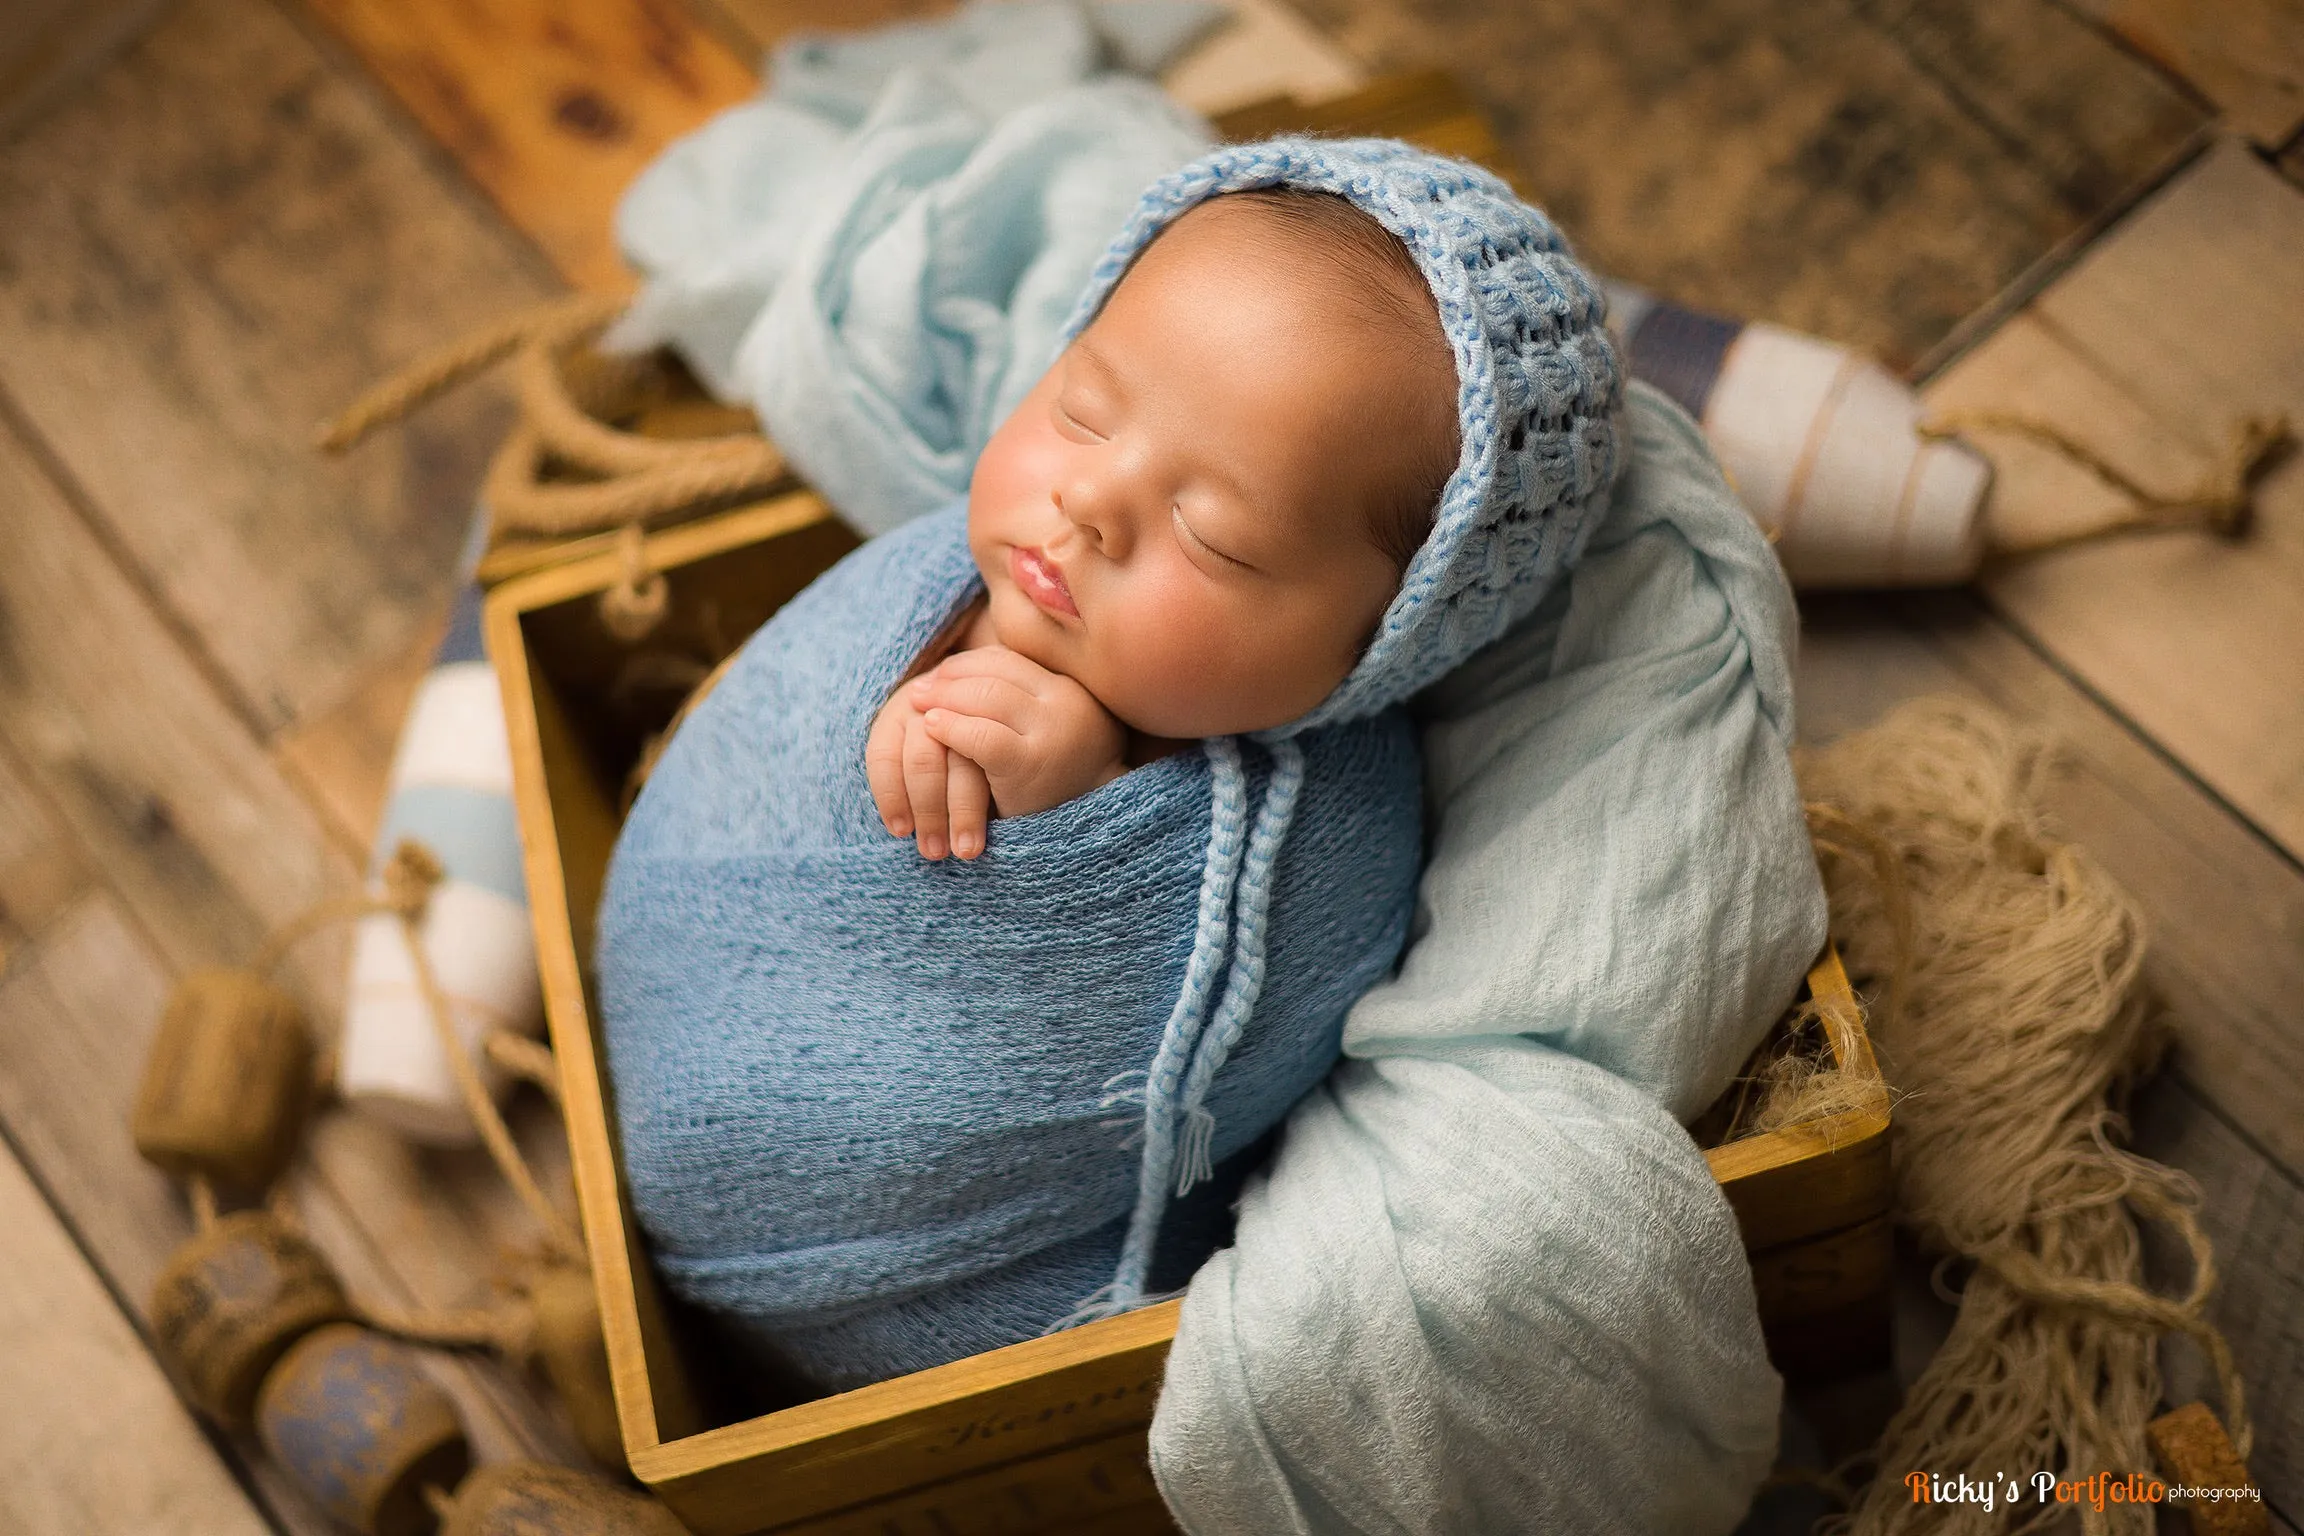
[299,0,757,293]
[0,1134,278,1536]
[1281,0,2208,371]
[2068,0,2304,148]
[1929,139,2304,865]
[0,413,353,998]
[700,0,950,54]
[272,616,444,858]
[0,0,170,143]
[0,0,542,739]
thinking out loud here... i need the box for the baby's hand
[868,647,1127,860]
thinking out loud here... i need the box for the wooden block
[1280,0,2208,370]
[257,1323,474,1536]
[2072,0,2304,147]
[1928,140,2304,867]
[0,0,545,738]
[132,968,316,1193]
[299,0,758,294]
[148,1210,353,1431]
[2148,1401,2273,1536]
[0,1134,275,1536]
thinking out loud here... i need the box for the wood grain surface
[0,1134,277,1536]
[0,0,542,739]
[1280,0,2208,371]
[299,0,757,292]
[1932,139,2304,865]
[2071,0,2304,148]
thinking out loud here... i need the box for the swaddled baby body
[598,138,1623,1392]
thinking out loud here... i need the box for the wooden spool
[257,1323,473,1536]
[133,967,314,1192]
[438,1463,685,1536]
[528,1264,623,1470]
[2148,1402,2269,1536]
[150,1210,351,1431]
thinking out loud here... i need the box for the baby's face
[966,201,1448,741]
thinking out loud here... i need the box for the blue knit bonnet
[1057,137,1625,1322]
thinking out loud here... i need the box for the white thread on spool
[343,883,541,1144]
[1604,283,1992,588]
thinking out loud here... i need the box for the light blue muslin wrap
[1149,383,1824,1536]
[607,8,1826,1529]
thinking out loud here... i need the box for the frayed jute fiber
[1788,697,2249,1535]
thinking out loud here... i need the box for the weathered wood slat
[272,619,443,858]
[2067,0,2304,148]
[0,1132,278,1536]
[298,0,757,293]
[0,0,543,738]
[700,0,949,54]
[0,0,171,143]
[1280,0,2207,370]
[1928,139,2304,865]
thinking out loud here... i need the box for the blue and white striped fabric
[341,552,542,1145]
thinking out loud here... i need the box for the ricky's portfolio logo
[1904,1470,2264,1514]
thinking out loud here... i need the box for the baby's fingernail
[921,835,946,859]
[887,818,911,836]
[956,834,981,858]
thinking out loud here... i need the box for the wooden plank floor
[0,1,2298,1532]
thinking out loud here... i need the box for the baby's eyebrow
[1069,337,1126,395]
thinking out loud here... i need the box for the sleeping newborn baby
[597,138,1622,1392]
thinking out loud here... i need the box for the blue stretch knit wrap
[598,137,1621,1382]
[598,507,1420,1386]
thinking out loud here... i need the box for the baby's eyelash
[1173,506,1248,569]
[1053,400,1106,440]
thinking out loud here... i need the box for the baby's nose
[1054,477,1125,555]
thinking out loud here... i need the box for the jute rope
[317,295,788,638]
[248,838,584,1357]
[1793,697,2248,1536]
[1924,410,2291,556]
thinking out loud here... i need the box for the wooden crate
[488,493,1892,1535]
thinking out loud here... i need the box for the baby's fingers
[921,708,1028,781]
[866,700,915,836]
[947,754,991,860]
[910,670,1035,732]
[901,716,953,859]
